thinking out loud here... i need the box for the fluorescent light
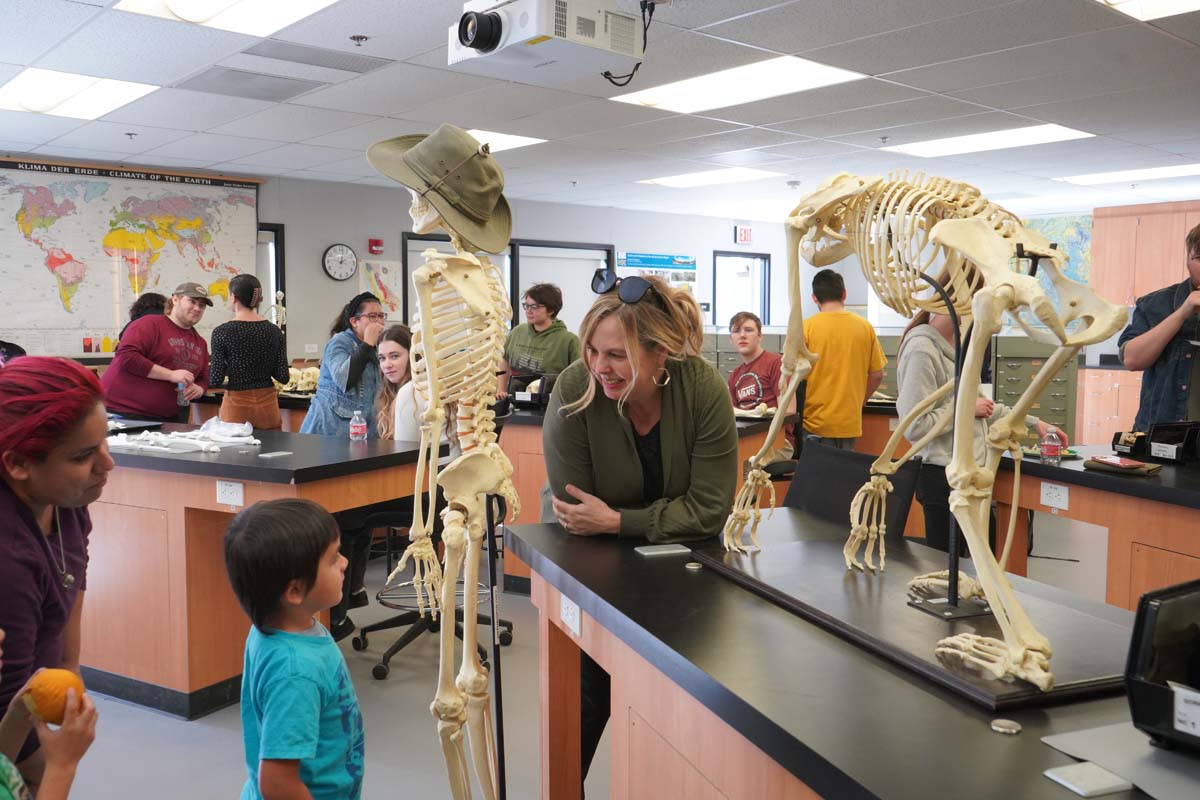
[612,56,864,114]
[638,167,783,188]
[881,124,1093,157]
[1057,163,1200,185]
[115,0,340,37]
[1095,0,1200,21]
[466,129,545,153]
[0,68,157,119]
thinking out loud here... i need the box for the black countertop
[507,514,1142,799]
[109,424,427,483]
[195,391,312,410]
[1002,444,1200,511]
[502,407,802,437]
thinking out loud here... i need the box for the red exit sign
[734,224,753,244]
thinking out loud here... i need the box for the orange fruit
[22,669,86,725]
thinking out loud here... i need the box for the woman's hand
[1034,419,1069,447]
[975,397,994,418]
[361,320,385,347]
[551,485,621,536]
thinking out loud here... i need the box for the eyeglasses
[591,269,655,304]
[520,302,544,311]
[355,312,388,322]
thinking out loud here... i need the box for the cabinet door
[1133,213,1187,299]
[1117,382,1141,432]
[1091,215,1138,305]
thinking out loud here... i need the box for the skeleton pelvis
[438,450,507,497]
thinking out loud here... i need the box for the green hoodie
[503,318,581,375]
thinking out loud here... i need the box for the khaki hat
[173,281,213,306]
[367,124,512,254]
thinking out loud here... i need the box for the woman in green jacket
[541,272,738,784]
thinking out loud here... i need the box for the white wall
[260,176,881,359]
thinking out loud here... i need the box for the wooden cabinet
[1127,543,1200,609]
[1132,212,1187,299]
[1076,368,1141,444]
[1093,198,1200,306]
[1090,214,1138,306]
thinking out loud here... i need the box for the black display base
[908,593,994,620]
[691,537,1130,711]
[81,667,239,719]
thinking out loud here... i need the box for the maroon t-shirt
[0,480,89,758]
[101,313,209,419]
[727,350,795,448]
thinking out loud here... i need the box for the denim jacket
[299,329,381,438]
[1118,279,1200,431]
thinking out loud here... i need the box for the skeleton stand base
[908,594,993,620]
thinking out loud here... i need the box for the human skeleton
[724,171,1127,691]
[388,187,519,800]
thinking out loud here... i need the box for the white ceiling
[3,0,1200,220]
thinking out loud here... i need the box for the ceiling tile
[43,121,191,153]
[564,116,745,150]
[697,78,928,126]
[613,0,797,30]
[0,63,22,87]
[702,0,998,54]
[210,104,378,142]
[273,0,450,62]
[766,95,986,138]
[30,144,134,164]
[3,0,104,65]
[799,0,1128,76]
[632,127,804,158]
[289,62,504,116]
[208,162,291,177]
[501,100,674,140]
[0,140,38,155]
[282,169,365,183]
[1013,80,1200,144]
[303,154,379,177]
[754,139,869,160]
[829,111,1036,147]
[119,153,216,170]
[1150,9,1200,45]
[36,9,256,85]
[227,143,360,169]
[398,83,593,127]
[219,53,362,85]
[143,132,278,162]
[101,88,271,131]
[0,110,87,145]
[302,117,429,149]
[699,149,798,167]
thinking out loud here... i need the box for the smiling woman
[0,356,113,785]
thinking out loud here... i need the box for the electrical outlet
[304,343,319,354]
[216,479,244,507]
[559,593,581,638]
[1039,481,1068,511]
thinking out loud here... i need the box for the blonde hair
[563,275,704,416]
[375,325,412,440]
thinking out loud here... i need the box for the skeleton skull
[408,187,443,234]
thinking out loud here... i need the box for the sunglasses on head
[591,269,655,305]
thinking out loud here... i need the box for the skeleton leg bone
[432,507,473,800]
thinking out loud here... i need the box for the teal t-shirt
[239,623,365,800]
[0,755,30,800]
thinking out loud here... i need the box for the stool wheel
[372,663,390,680]
[499,631,513,646]
[351,634,367,651]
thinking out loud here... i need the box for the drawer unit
[992,338,1077,443]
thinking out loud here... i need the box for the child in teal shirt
[224,500,365,800]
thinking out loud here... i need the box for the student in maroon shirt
[726,311,797,455]
[102,281,212,422]
[0,356,113,785]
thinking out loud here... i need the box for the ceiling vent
[244,40,393,73]
[177,67,324,102]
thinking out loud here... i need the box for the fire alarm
[368,238,384,255]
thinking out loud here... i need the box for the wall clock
[322,243,358,281]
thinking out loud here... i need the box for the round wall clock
[322,243,358,281]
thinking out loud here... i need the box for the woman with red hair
[0,357,113,786]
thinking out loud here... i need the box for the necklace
[47,508,76,591]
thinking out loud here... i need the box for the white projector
[447,0,643,85]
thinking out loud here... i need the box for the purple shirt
[0,481,89,757]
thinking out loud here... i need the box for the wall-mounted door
[713,251,769,327]
[403,234,511,325]
[514,244,606,334]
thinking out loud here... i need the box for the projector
[447,0,643,84]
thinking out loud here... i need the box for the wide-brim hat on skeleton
[367,124,512,254]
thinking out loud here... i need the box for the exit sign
[734,224,752,244]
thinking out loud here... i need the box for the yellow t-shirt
[802,310,887,438]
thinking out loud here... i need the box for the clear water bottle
[348,410,368,441]
[176,382,189,407]
[1039,428,1062,467]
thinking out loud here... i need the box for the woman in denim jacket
[300,292,387,439]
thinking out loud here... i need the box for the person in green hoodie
[541,272,737,787]
[496,283,581,399]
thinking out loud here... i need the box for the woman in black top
[118,292,166,341]
[209,274,289,429]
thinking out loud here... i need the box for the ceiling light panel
[466,130,546,153]
[638,167,784,188]
[1057,163,1200,185]
[115,0,340,37]
[612,56,865,114]
[0,68,157,120]
[881,124,1093,157]
[1096,0,1200,21]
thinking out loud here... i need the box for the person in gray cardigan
[897,310,1066,553]
[541,273,737,786]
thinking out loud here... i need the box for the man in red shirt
[102,282,212,421]
[726,311,797,456]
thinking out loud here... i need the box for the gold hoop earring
[653,367,671,387]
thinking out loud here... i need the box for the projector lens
[458,11,502,52]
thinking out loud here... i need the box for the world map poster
[0,159,258,355]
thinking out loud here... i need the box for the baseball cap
[173,281,213,307]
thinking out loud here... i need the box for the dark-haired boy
[802,269,886,450]
[224,499,365,800]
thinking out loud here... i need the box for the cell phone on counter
[1091,454,1147,469]
[634,544,691,557]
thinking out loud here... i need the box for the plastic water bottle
[1039,428,1062,467]
[176,382,189,407]
[349,410,368,441]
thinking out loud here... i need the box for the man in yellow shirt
[802,269,886,450]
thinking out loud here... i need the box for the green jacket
[541,356,738,543]
[504,319,581,375]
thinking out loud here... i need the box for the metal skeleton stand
[907,270,992,621]
[484,495,508,800]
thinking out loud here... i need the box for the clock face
[322,244,358,281]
